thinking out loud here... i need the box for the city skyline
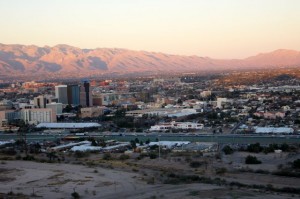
[0,0,300,59]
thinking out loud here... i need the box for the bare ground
[0,160,298,199]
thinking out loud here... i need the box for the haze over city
[0,0,300,58]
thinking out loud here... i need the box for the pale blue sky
[0,0,299,58]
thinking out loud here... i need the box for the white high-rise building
[55,85,68,104]
[21,108,56,124]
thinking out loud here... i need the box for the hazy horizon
[0,0,300,59]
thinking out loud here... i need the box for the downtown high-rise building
[67,85,80,105]
[34,95,47,108]
[55,85,68,104]
[80,81,93,107]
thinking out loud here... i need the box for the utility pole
[25,127,30,156]
[158,135,160,160]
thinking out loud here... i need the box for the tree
[135,138,139,144]
[177,98,183,105]
[89,138,98,146]
[114,109,126,118]
[63,104,73,113]
[130,140,137,149]
[139,140,144,146]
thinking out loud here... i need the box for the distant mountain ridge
[0,43,300,77]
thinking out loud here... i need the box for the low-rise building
[80,106,105,118]
[150,121,204,131]
[254,127,294,134]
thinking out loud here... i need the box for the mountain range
[0,43,300,77]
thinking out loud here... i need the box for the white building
[34,95,47,108]
[46,103,63,115]
[217,98,233,109]
[55,85,68,104]
[254,127,294,134]
[21,108,56,124]
[150,121,204,131]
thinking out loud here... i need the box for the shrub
[247,143,263,153]
[23,155,35,161]
[216,167,227,175]
[0,148,17,156]
[74,151,89,158]
[15,155,22,160]
[245,155,261,164]
[190,161,202,168]
[222,145,234,155]
[149,153,157,159]
[103,153,112,160]
[119,154,130,160]
[71,191,80,199]
[292,159,300,169]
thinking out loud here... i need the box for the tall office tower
[67,85,80,105]
[55,85,68,104]
[80,81,93,107]
[34,95,47,108]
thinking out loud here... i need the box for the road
[230,115,249,134]
[0,132,299,144]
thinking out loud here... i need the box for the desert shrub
[272,170,300,178]
[280,143,290,152]
[149,145,158,150]
[119,154,130,160]
[71,191,80,199]
[222,145,234,155]
[292,159,300,169]
[136,153,148,160]
[149,153,157,159]
[245,155,261,164]
[0,148,17,156]
[103,153,112,160]
[216,167,227,175]
[255,169,270,174]
[15,155,22,160]
[190,161,202,168]
[247,143,263,153]
[23,155,35,161]
[74,151,90,158]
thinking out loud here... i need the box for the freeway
[0,132,299,144]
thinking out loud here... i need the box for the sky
[0,0,299,59]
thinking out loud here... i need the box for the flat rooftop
[35,123,101,129]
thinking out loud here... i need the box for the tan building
[80,107,104,118]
